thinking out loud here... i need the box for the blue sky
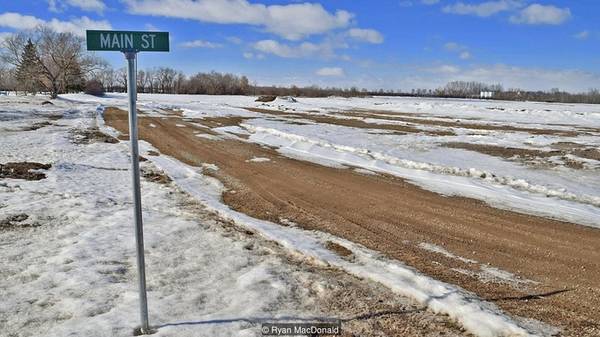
[1,0,599,92]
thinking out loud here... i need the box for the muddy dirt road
[105,107,600,336]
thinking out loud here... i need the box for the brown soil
[22,121,53,131]
[445,142,598,169]
[574,148,600,161]
[553,142,587,150]
[169,187,469,337]
[325,241,354,259]
[162,108,184,117]
[445,142,561,159]
[105,107,600,336]
[0,162,51,180]
[70,127,118,144]
[141,167,172,185]
[0,213,38,230]
[195,116,252,129]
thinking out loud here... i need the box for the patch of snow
[201,163,219,171]
[195,134,222,140]
[418,242,478,264]
[246,157,271,163]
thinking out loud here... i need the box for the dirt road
[105,107,600,336]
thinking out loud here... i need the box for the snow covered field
[3,93,597,336]
[67,93,600,227]
[0,98,344,337]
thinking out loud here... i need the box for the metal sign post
[86,30,169,335]
[124,50,150,334]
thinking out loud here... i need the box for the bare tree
[156,67,176,93]
[0,32,27,68]
[116,67,127,92]
[146,68,158,93]
[97,66,115,92]
[4,28,103,98]
[0,62,8,91]
[173,71,186,94]
[137,69,148,93]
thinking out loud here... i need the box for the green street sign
[86,30,169,52]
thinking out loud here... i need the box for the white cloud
[144,23,160,31]
[401,0,439,6]
[429,64,461,74]
[48,0,106,14]
[444,42,463,52]
[510,4,571,25]
[46,17,112,36]
[243,52,265,59]
[226,36,242,44]
[180,39,223,48]
[347,28,384,44]
[124,0,353,40]
[443,0,522,17]
[316,67,345,77]
[444,42,472,59]
[252,39,337,59]
[0,12,111,37]
[574,30,590,40]
[0,12,45,31]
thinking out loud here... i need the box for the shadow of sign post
[86,29,170,335]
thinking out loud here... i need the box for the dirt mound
[574,148,600,161]
[325,241,354,259]
[71,128,118,144]
[22,121,53,131]
[255,95,277,102]
[0,213,38,230]
[141,168,172,184]
[0,162,51,180]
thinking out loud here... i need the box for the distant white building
[480,91,494,99]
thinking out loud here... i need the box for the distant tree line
[92,66,251,95]
[401,81,600,104]
[87,65,374,97]
[1,29,599,104]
